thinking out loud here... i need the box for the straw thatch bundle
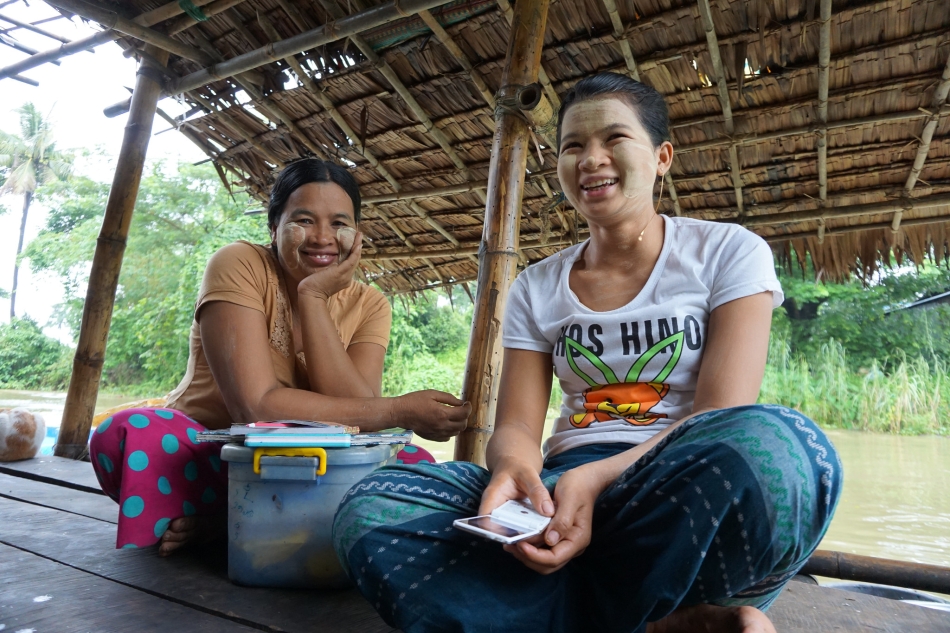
[50,0,950,289]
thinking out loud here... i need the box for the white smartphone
[453,499,552,545]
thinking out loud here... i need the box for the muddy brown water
[4,390,948,568]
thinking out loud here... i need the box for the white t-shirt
[502,215,784,458]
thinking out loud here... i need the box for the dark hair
[267,158,361,229]
[556,72,671,149]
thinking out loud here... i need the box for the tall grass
[760,333,950,435]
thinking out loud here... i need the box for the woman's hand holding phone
[479,458,555,519]
[482,463,607,575]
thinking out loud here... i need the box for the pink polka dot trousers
[89,408,228,549]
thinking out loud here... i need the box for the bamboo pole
[743,192,950,228]
[599,0,638,81]
[0,0,220,81]
[0,29,109,80]
[363,235,572,261]
[494,0,559,109]
[895,50,950,233]
[455,0,550,465]
[363,169,556,204]
[43,0,211,63]
[136,0,218,27]
[0,13,70,42]
[802,550,950,595]
[55,45,169,460]
[696,0,744,217]
[169,0,454,96]
[676,105,950,153]
[816,0,832,214]
[164,0,249,35]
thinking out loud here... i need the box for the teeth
[581,178,618,190]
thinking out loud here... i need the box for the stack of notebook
[196,420,412,448]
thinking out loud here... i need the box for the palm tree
[0,103,72,319]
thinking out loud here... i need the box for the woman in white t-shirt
[333,73,841,633]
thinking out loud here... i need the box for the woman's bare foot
[647,604,776,633]
[158,515,225,557]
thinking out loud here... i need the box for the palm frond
[0,102,72,195]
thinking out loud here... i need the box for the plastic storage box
[220,443,397,588]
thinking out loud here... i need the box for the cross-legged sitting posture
[333,73,841,633]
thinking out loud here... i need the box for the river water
[4,389,948,568]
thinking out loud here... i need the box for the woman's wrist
[298,288,331,302]
[578,457,627,494]
[388,395,403,428]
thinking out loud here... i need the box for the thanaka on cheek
[279,222,306,272]
[612,138,657,199]
[337,227,357,263]
[557,153,579,208]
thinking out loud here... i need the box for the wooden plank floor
[0,545,260,632]
[1,456,948,632]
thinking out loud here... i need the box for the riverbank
[761,338,950,435]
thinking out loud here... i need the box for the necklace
[638,212,657,242]
[638,175,666,242]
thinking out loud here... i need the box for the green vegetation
[382,294,472,397]
[761,333,949,435]
[24,162,266,394]
[0,318,71,390]
[6,160,949,434]
[761,262,950,435]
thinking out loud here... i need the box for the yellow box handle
[253,447,327,475]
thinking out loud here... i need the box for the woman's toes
[735,607,776,633]
[158,539,186,557]
[169,517,198,532]
[162,528,191,543]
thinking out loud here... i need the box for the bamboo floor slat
[0,457,948,632]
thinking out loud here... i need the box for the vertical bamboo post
[454,0,551,465]
[55,45,169,459]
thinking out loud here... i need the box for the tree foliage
[382,293,472,397]
[26,162,266,391]
[777,259,950,370]
[0,103,72,195]
[0,318,71,389]
[0,103,73,317]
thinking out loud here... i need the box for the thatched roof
[32,0,950,289]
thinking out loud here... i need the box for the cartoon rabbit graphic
[563,331,684,428]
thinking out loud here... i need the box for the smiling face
[557,97,672,223]
[269,181,357,284]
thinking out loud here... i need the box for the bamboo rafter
[816,0,833,244]
[894,50,950,232]
[696,0,744,217]
[252,9,461,247]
